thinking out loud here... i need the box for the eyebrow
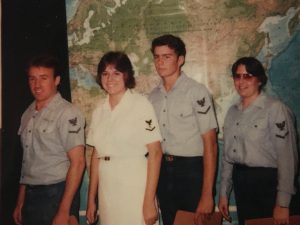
[154,53,174,57]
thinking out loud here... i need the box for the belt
[26,181,65,189]
[234,163,277,171]
[163,154,202,162]
[99,156,111,161]
[99,153,149,161]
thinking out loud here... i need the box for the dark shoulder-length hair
[232,57,268,91]
[96,51,135,89]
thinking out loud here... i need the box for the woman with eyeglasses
[218,57,299,225]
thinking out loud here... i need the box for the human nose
[34,78,42,87]
[30,78,40,87]
[156,57,164,66]
[107,73,114,81]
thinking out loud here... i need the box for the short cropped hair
[97,51,136,89]
[232,57,268,91]
[151,34,186,57]
[26,54,61,78]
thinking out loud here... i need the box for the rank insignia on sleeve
[276,131,289,139]
[276,121,285,131]
[197,97,211,114]
[275,120,288,139]
[69,117,77,126]
[197,106,211,114]
[145,119,155,131]
[197,97,205,107]
[69,127,81,134]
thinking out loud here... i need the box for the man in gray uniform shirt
[148,34,218,225]
[13,55,85,225]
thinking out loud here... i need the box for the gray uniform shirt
[148,72,218,156]
[18,93,85,185]
[220,94,298,207]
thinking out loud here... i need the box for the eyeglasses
[232,73,254,80]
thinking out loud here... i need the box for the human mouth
[34,89,42,95]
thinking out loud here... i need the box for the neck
[241,93,259,109]
[36,102,45,111]
[35,93,57,111]
[108,90,126,110]
[163,72,181,92]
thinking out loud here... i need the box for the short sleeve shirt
[86,90,161,158]
[18,93,85,185]
[148,72,218,156]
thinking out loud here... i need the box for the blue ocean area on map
[66,0,79,22]
[269,29,300,133]
[70,67,99,90]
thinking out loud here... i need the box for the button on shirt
[220,94,298,207]
[148,72,218,156]
[18,93,85,185]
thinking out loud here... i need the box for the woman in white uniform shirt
[86,51,162,225]
[219,57,299,225]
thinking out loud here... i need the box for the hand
[13,204,22,225]
[218,196,231,222]
[86,201,98,225]
[273,205,289,225]
[194,195,214,225]
[52,210,69,225]
[143,200,158,225]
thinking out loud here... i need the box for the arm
[143,141,162,225]
[52,145,85,225]
[218,159,234,222]
[13,184,26,225]
[270,103,297,225]
[195,128,217,221]
[86,148,99,224]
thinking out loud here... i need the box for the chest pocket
[170,94,194,119]
[176,107,194,119]
[37,117,57,134]
[245,117,268,141]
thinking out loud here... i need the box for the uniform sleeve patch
[69,127,81,134]
[69,117,78,126]
[145,119,155,131]
[276,131,289,139]
[275,120,288,139]
[197,97,206,107]
[276,121,285,131]
[196,97,211,114]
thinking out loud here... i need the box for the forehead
[235,64,247,73]
[103,64,120,72]
[153,45,176,55]
[28,66,55,77]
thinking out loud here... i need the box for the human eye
[102,72,108,76]
[164,55,171,60]
[114,71,122,76]
[244,73,254,80]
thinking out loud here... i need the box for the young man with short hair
[149,34,218,225]
[13,55,85,225]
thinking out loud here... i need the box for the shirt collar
[158,71,187,92]
[28,92,62,113]
[235,93,266,110]
[103,89,133,111]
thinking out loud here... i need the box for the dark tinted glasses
[232,73,254,80]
